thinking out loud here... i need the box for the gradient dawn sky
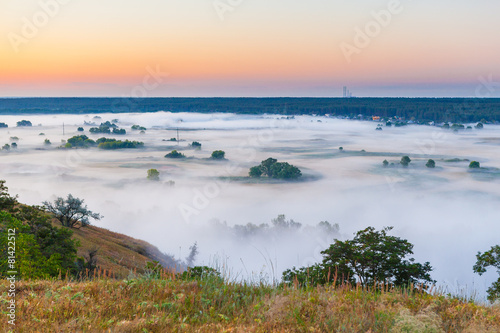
[1,0,500,97]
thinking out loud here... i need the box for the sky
[1,0,500,97]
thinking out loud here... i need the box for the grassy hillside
[2,276,499,332]
[70,224,179,279]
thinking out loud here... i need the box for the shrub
[0,123,8,128]
[191,141,202,149]
[77,127,84,132]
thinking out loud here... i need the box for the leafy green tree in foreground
[147,169,160,181]
[0,205,79,279]
[282,227,434,288]
[473,245,500,302]
[43,194,102,228]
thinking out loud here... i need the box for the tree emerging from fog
[473,245,500,302]
[43,194,102,229]
[249,158,302,180]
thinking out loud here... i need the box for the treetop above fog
[249,158,302,180]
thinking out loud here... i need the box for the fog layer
[1,112,499,300]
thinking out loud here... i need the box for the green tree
[147,169,160,181]
[476,122,484,129]
[97,139,143,150]
[16,120,32,127]
[249,158,302,180]
[0,123,7,128]
[2,144,10,151]
[0,211,78,279]
[260,158,278,177]
[44,139,51,145]
[77,127,84,132]
[469,161,480,169]
[191,141,202,149]
[67,135,96,148]
[249,166,263,178]
[211,150,226,160]
[400,156,411,167]
[43,194,102,229]
[426,159,436,168]
[112,128,126,135]
[473,245,500,302]
[270,162,302,179]
[131,125,146,131]
[0,180,18,211]
[165,150,185,158]
[283,227,434,288]
[14,205,79,274]
[382,160,389,167]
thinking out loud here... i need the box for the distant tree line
[2,98,500,122]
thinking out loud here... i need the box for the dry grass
[1,277,499,333]
[70,223,178,278]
